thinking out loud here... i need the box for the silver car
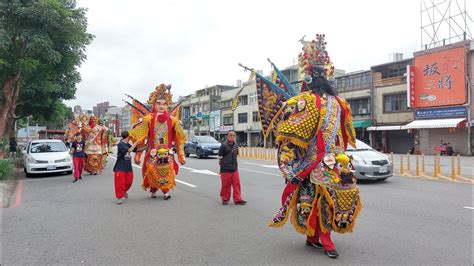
[346,140,393,181]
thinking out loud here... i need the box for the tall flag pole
[267,58,298,97]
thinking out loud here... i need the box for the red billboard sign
[413,46,466,107]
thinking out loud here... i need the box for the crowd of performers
[64,34,361,259]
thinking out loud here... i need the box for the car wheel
[66,170,73,175]
[25,171,33,178]
[23,167,26,173]
[184,148,190,157]
[196,148,202,159]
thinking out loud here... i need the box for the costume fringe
[268,189,298,228]
[290,203,308,235]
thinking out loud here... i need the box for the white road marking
[243,162,279,169]
[180,166,219,176]
[239,167,282,177]
[463,206,474,210]
[108,155,197,188]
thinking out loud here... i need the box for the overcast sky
[65,0,473,110]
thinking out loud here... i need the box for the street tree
[0,0,94,137]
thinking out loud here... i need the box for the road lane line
[109,155,197,188]
[243,162,279,168]
[239,167,281,177]
[463,206,474,210]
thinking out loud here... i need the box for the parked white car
[24,139,73,177]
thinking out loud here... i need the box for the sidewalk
[387,153,473,179]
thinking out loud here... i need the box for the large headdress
[148,84,172,105]
[298,34,335,81]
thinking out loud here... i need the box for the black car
[184,136,221,159]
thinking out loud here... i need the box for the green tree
[0,0,93,137]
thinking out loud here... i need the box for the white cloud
[65,0,472,110]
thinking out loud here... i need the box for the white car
[24,139,73,177]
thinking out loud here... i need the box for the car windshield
[196,136,218,143]
[30,142,67,153]
[347,140,373,151]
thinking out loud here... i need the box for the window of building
[223,114,233,125]
[248,92,258,104]
[252,111,259,122]
[220,100,231,109]
[348,98,370,115]
[387,66,406,78]
[193,105,199,114]
[238,113,248,123]
[384,93,407,112]
[202,102,209,112]
[238,95,248,106]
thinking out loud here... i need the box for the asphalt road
[1,153,472,265]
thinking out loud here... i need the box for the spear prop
[124,94,151,112]
[122,100,146,115]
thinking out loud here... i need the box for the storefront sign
[196,112,203,120]
[209,110,221,132]
[407,65,415,108]
[415,106,467,119]
[413,46,466,107]
[219,125,233,132]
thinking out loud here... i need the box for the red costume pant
[220,170,243,202]
[114,171,133,198]
[73,157,84,179]
[307,210,336,251]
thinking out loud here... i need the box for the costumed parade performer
[81,114,108,175]
[240,34,361,259]
[127,84,186,200]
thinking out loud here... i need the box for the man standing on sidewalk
[218,130,246,206]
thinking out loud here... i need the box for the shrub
[0,159,13,180]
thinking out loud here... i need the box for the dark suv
[184,136,221,159]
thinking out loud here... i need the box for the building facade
[336,70,372,144]
[403,40,473,155]
[93,102,109,118]
[119,105,132,135]
[368,58,415,154]
[181,85,237,137]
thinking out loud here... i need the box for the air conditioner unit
[358,108,368,114]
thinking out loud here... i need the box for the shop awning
[401,118,466,129]
[367,125,402,131]
[352,120,372,128]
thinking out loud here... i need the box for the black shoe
[79,176,82,180]
[235,200,247,205]
[325,250,339,259]
[222,200,228,205]
[306,241,323,249]
[164,195,171,200]
[72,179,79,183]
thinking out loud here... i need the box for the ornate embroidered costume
[81,115,108,174]
[243,34,361,257]
[127,84,186,199]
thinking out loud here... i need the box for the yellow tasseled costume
[128,112,186,193]
[269,91,362,236]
